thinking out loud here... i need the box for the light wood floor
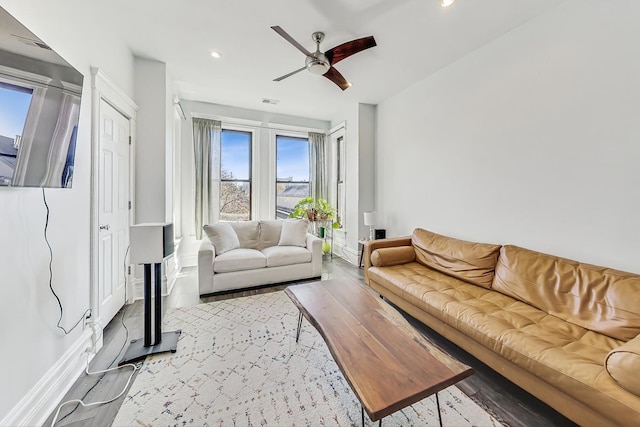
[45,257,577,427]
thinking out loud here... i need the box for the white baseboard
[332,241,359,266]
[1,329,92,427]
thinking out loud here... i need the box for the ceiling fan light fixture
[305,56,330,75]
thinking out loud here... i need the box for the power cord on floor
[53,245,133,425]
[42,188,91,334]
[49,355,138,427]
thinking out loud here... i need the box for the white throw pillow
[278,219,308,247]
[203,222,240,255]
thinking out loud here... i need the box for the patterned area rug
[113,290,504,426]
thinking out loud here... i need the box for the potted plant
[288,196,317,221]
[289,197,340,228]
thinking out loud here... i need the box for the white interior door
[98,99,130,326]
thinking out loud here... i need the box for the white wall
[134,57,170,223]
[0,0,134,421]
[376,0,640,273]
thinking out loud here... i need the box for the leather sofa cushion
[230,221,260,249]
[262,246,312,267]
[259,220,284,250]
[606,334,640,396]
[368,263,640,423]
[371,246,416,267]
[214,248,266,273]
[493,245,640,341]
[411,228,500,289]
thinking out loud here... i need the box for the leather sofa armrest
[605,333,640,396]
[364,236,412,285]
[198,239,216,295]
[371,246,416,267]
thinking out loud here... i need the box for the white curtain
[309,131,327,200]
[193,118,221,239]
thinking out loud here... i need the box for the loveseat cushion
[411,228,501,289]
[262,246,312,267]
[278,219,308,247]
[213,248,266,273]
[371,246,416,267]
[204,222,240,255]
[493,245,640,341]
[259,220,283,250]
[606,334,640,396]
[230,221,260,249]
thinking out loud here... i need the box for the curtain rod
[192,114,328,134]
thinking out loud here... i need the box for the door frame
[89,68,138,346]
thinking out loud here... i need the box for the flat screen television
[0,6,83,188]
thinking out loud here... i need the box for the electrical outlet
[83,314,92,331]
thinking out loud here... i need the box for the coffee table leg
[361,406,382,427]
[435,392,443,427]
[296,311,303,342]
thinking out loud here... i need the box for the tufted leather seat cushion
[368,262,640,421]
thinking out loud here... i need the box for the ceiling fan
[271,26,376,91]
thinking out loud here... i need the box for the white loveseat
[198,219,322,295]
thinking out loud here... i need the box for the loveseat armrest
[605,333,640,396]
[307,233,322,277]
[364,236,412,285]
[198,239,216,295]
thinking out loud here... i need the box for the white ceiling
[96,0,563,121]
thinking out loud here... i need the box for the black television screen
[0,6,83,188]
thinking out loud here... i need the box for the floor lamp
[363,211,377,241]
[119,223,181,365]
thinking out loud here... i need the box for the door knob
[99,224,111,231]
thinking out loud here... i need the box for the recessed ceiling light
[210,51,222,59]
[441,0,455,7]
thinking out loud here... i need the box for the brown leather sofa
[364,228,640,427]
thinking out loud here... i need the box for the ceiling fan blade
[273,66,307,82]
[325,36,377,66]
[323,67,350,91]
[271,26,313,57]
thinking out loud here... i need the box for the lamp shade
[363,211,378,226]
[130,222,174,264]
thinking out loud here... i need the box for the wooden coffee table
[285,279,473,426]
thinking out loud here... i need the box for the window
[275,135,309,219]
[220,129,251,221]
[0,82,33,185]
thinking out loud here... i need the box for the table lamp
[363,211,377,241]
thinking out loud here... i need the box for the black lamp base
[119,330,181,365]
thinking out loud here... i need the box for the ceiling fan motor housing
[305,53,330,75]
